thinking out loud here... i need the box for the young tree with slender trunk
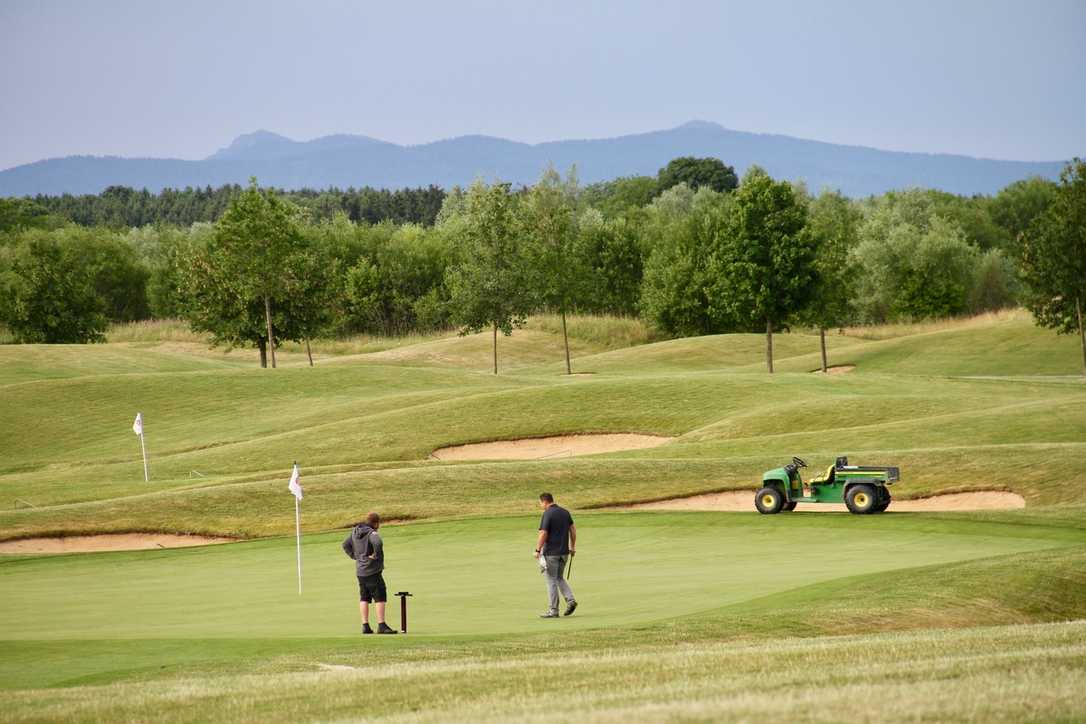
[279,241,343,367]
[180,179,314,367]
[213,179,303,369]
[445,181,534,374]
[1018,158,1086,375]
[522,165,588,374]
[799,190,861,371]
[180,243,277,367]
[708,167,817,373]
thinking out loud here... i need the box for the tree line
[1,156,1082,373]
[16,183,447,228]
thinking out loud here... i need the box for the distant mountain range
[0,121,1071,198]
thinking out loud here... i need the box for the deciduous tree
[800,190,862,371]
[211,179,303,368]
[1018,159,1086,375]
[576,210,643,316]
[640,185,733,336]
[345,223,449,336]
[444,181,535,374]
[708,167,816,372]
[0,234,107,343]
[657,156,738,194]
[522,166,587,373]
[581,176,659,217]
[990,176,1058,250]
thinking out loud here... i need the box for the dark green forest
[1,155,1083,373]
[19,184,447,228]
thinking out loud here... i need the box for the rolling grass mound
[566,310,1082,377]
[96,314,657,377]
[0,343,245,387]
[1,312,1082,538]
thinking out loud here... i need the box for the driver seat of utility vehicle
[808,466,836,485]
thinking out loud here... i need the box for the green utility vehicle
[755,456,900,514]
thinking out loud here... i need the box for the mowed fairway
[2,312,1086,722]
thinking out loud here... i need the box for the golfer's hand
[570,550,576,557]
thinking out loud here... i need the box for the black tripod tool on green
[395,591,413,633]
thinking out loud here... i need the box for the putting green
[0,512,1071,640]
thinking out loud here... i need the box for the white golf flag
[132,413,143,436]
[288,463,303,500]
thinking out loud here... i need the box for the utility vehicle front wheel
[755,487,784,514]
[845,484,878,514]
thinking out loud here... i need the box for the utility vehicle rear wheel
[782,501,798,512]
[755,487,784,514]
[874,488,892,513]
[845,484,878,514]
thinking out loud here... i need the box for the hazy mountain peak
[238,129,293,143]
[207,130,393,161]
[674,120,725,131]
[207,130,298,161]
[310,133,388,147]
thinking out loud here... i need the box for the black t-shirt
[539,505,573,555]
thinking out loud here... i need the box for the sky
[1,0,1084,171]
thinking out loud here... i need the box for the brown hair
[365,511,380,528]
[539,492,554,503]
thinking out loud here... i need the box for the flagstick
[139,433,149,482]
[295,496,302,595]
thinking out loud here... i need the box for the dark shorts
[357,574,387,603]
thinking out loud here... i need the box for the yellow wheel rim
[855,492,870,507]
[761,494,776,508]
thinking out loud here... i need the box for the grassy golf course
[2,310,1085,722]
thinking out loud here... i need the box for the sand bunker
[812,365,856,375]
[432,433,673,461]
[621,490,1025,512]
[0,533,235,555]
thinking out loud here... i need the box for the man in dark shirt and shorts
[342,511,397,634]
[534,492,577,618]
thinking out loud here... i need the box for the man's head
[365,511,381,530]
[538,492,554,509]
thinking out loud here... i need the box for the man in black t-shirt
[534,492,577,618]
